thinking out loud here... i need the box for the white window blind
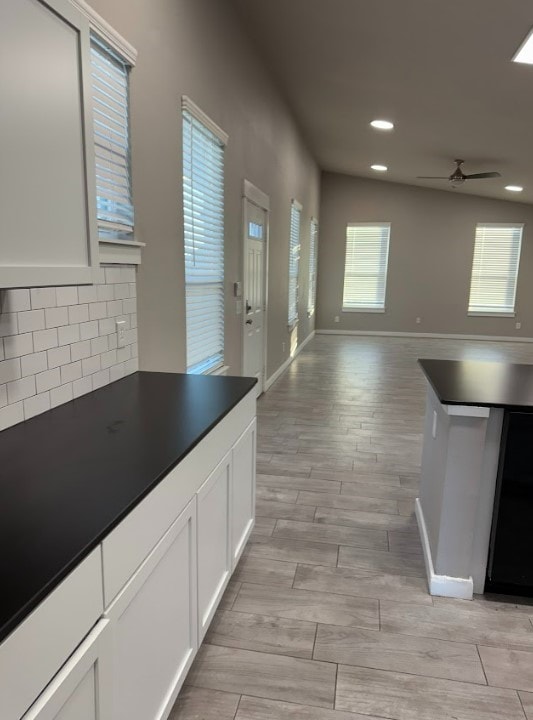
[308,218,318,316]
[343,223,390,311]
[90,34,134,241]
[468,223,523,315]
[288,201,302,326]
[182,103,226,375]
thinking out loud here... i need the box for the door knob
[246,319,253,325]
[246,301,252,314]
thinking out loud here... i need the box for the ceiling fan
[417,159,501,186]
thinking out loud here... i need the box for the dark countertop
[0,371,256,644]
[419,359,533,409]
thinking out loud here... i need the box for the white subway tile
[89,301,107,320]
[0,402,24,431]
[121,268,136,283]
[0,384,6,408]
[124,357,139,374]
[131,342,138,358]
[17,310,44,334]
[73,375,92,398]
[96,284,114,302]
[45,306,69,329]
[0,313,18,337]
[4,333,33,359]
[58,324,80,346]
[30,288,56,309]
[100,349,117,369]
[56,286,79,306]
[0,358,21,384]
[7,376,36,404]
[33,328,58,352]
[47,345,71,369]
[107,300,122,317]
[98,318,115,336]
[61,361,82,384]
[105,267,122,284]
[24,391,51,419]
[68,304,89,324]
[4,289,31,312]
[21,352,48,377]
[92,368,110,389]
[116,345,132,363]
[129,283,136,298]
[70,340,92,361]
[90,336,108,356]
[130,313,137,329]
[124,329,137,345]
[79,320,99,341]
[82,355,101,376]
[114,283,130,300]
[109,363,125,382]
[78,285,98,304]
[108,334,118,350]
[0,340,3,361]
[50,382,73,408]
[122,298,137,315]
[36,368,61,393]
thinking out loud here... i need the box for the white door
[243,198,267,396]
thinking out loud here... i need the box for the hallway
[173,336,533,720]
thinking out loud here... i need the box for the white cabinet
[104,498,197,720]
[197,452,232,641]
[231,419,256,566]
[22,619,112,720]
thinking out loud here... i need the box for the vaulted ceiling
[231,0,533,203]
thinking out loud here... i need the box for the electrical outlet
[334,316,340,323]
[416,317,421,324]
[516,322,522,330]
[116,319,126,348]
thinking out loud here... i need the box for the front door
[243,198,267,396]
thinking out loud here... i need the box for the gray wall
[317,172,533,338]
[88,0,320,378]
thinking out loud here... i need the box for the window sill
[207,364,229,377]
[468,311,515,318]
[342,308,385,314]
[99,238,145,265]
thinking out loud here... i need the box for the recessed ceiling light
[505,185,524,192]
[513,28,533,64]
[371,164,388,172]
[370,119,394,131]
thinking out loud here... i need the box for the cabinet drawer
[0,549,103,720]
[102,389,255,606]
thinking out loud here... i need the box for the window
[90,34,134,241]
[343,223,390,311]
[182,97,228,374]
[468,224,523,315]
[288,200,302,327]
[308,218,318,317]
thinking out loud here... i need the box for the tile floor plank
[169,686,240,720]
[478,645,533,691]
[273,519,388,551]
[232,555,297,587]
[337,546,425,578]
[247,537,338,566]
[235,695,382,720]
[297,490,398,515]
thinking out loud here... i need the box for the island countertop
[419,359,533,409]
[0,371,256,644]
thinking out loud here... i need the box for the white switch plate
[116,319,126,348]
[334,316,340,323]
[516,322,522,329]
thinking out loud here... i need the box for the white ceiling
[231,0,533,204]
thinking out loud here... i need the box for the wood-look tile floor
[171,336,533,720]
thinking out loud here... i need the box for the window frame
[288,199,302,329]
[342,222,391,313]
[307,218,318,318]
[467,222,524,318]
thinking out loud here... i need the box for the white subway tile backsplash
[36,368,61,394]
[45,306,69,329]
[30,288,56,310]
[56,286,79,307]
[47,346,71,370]
[0,266,138,431]
[21,352,48,377]
[7,376,36,404]
[4,333,33,359]
[33,328,58,352]
[24,391,51,419]
[17,310,44,334]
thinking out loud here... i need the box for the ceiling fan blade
[416,176,449,179]
[463,172,501,179]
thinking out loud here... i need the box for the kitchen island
[0,371,257,720]
[417,359,533,601]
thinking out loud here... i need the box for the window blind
[90,35,134,241]
[183,107,226,375]
[288,201,302,326]
[468,224,523,315]
[308,218,318,316]
[343,223,390,310]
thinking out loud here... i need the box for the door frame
[241,180,270,394]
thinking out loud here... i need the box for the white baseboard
[265,331,315,392]
[415,498,474,600]
[316,329,533,343]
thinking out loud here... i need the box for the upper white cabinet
[0,0,98,288]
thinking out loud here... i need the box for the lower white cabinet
[231,419,256,566]
[22,619,112,720]
[105,499,197,720]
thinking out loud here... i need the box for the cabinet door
[231,419,256,566]
[22,620,112,720]
[197,452,232,641]
[105,498,197,720]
